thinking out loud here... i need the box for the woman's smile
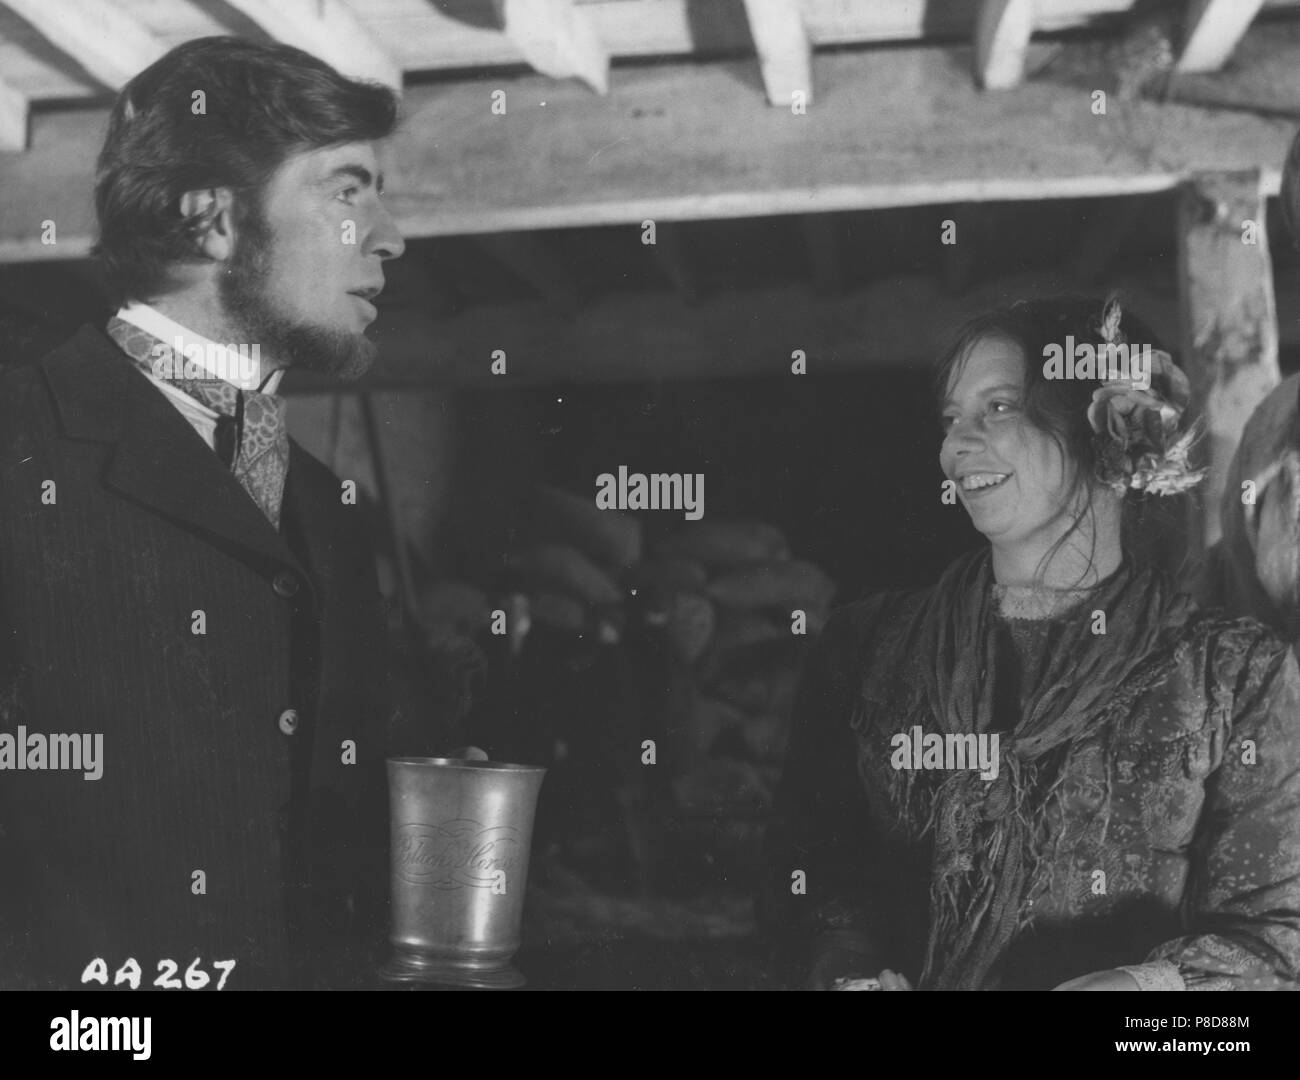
[958,471,1013,496]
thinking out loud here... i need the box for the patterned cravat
[106,316,289,529]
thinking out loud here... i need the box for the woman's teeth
[960,473,1010,492]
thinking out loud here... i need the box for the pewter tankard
[381,756,546,988]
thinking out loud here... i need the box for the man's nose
[369,203,406,260]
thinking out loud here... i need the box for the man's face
[220,141,405,380]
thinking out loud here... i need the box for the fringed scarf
[860,547,1195,990]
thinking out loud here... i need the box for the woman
[765,295,1300,991]
[1194,369,1300,650]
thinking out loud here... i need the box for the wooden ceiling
[0,0,1296,472]
[3,1,1300,265]
[2,1,1298,114]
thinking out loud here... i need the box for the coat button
[273,570,300,599]
[278,709,300,735]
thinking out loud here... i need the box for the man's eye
[940,415,957,433]
[336,186,359,203]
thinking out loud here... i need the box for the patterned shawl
[858,547,1196,990]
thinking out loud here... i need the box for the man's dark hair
[93,36,398,303]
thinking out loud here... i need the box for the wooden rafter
[374,0,1197,75]
[1165,17,1300,114]
[501,0,609,94]
[0,0,165,90]
[741,0,812,107]
[223,0,402,90]
[4,32,1300,262]
[1177,0,1268,73]
[974,0,1035,90]
[8,1,1300,109]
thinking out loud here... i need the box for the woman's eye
[989,400,1019,417]
[940,415,957,433]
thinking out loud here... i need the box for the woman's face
[939,334,1079,549]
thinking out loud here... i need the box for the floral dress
[764,575,1300,990]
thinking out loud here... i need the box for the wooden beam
[0,0,166,90]
[223,0,402,90]
[1177,0,1267,73]
[0,75,26,151]
[501,0,609,94]
[367,0,1202,75]
[5,33,1300,261]
[1177,169,1280,554]
[974,0,1036,90]
[741,0,812,107]
[10,0,1300,106]
[1165,15,1300,115]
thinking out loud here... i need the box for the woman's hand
[806,947,913,990]
[1052,969,1140,991]
[806,945,869,990]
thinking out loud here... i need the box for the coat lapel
[280,443,336,621]
[43,324,310,583]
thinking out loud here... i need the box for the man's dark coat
[0,325,389,989]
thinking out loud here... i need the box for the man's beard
[218,209,377,382]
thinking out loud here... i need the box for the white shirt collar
[116,302,285,395]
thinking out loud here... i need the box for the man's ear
[179,188,236,262]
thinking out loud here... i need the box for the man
[1194,124,1300,650]
[0,37,405,989]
